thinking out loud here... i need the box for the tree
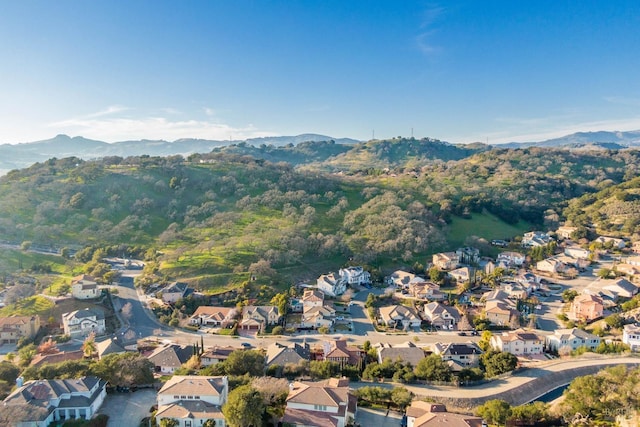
[562,289,578,302]
[414,354,452,382]
[0,362,20,385]
[510,401,549,424]
[159,419,179,427]
[92,352,154,386]
[203,420,216,427]
[224,350,265,376]
[270,293,288,316]
[222,384,265,427]
[82,332,97,358]
[18,343,37,367]
[478,330,493,351]
[37,338,59,355]
[390,387,413,410]
[481,350,518,378]
[476,399,512,425]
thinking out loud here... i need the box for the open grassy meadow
[447,211,532,248]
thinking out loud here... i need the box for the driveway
[355,407,403,427]
[97,388,157,427]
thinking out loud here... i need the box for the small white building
[339,266,371,286]
[62,308,106,338]
[317,272,347,297]
[156,375,228,427]
[623,324,640,352]
[497,251,526,267]
[71,274,101,300]
[490,329,544,356]
[545,328,601,353]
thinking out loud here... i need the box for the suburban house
[62,308,106,338]
[302,289,325,309]
[71,274,101,300]
[300,305,336,329]
[1,376,107,426]
[338,266,371,286]
[423,302,460,330]
[156,375,228,427]
[112,327,139,351]
[490,329,544,356]
[0,315,40,344]
[432,252,459,270]
[239,305,281,332]
[447,266,474,284]
[564,245,591,260]
[387,270,418,288]
[484,300,517,326]
[432,342,483,370]
[601,278,639,299]
[266,342,310,367]
[408,281,443,300]
[522,231,553,247]
[30,350,84,367]
[500,282,529,300]
[616,263,640,278]
[147,343,193,374]
[406,402,483,427]
[545,328,601,353]
[188,306,237,328]
[623,324,640,351]
[378,305,421,330]
[201,346,236,366]
[556,226,578,239]
[569,293,604,322]
[158,281,189,304]
[375,342,426,367]
[594,236,626,249]
[496,251,526,267]
[555,254,590,271]
[282,378,356,427]
[536,257,568,275]
[95,338,126,359]
[456,247,480,265]
[316,272,347,297]
[322,339,364,368]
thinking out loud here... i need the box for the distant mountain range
[1,130,640,175]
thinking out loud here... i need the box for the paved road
[97,388,156,427]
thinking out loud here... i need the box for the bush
[271,326,283,335]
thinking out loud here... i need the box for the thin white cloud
[415,5,445,56]
[84,105,129,118]
[48,112,277,142]
[604,96,640,107]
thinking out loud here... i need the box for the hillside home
[594,236,626,249]
[432,252,459,270]
[158,281,188,304]
[490,329,543,356]
[375,342,426,367]
[1,376,107,426]
[615,263,640,278]
[378,305,421,330]
[556,226,578,239]
[448,267,474,284]
[423,302,460,330]
[147,343,193,374]
[240,305,281,332]
[602,278,639,299]
[564,245,591,260]
[95,338,126,359]
[456,247,480,265]
[62,308,105,338]
[338,266,371,286]
[406,402,483,427]
[201,346,236,366]
[555,254,590,271]
[479,259,496,275]
[500,281,529,300]
[522,231,553,247]
[408,281,443,300]
[302,289,325,309]
[322,339,364,367]
[316,272,347,297]
[266,342,310,367]
[156,375,228,427]
[484,300,518,326]
[301,305,336,329]
[432,342,483,370]
[496,251,526,267]
[30,350,84,367]
[627,256,640,266]
[623,324,640,352]
[569,293,604,322]
[387,270,418,288]
[545,328,601,353]
[514,272,540,290]
[189,306,237,328]
[282,378,356,427]
[536,257,568,275]
[0,315,40,344]
[71,274,101,300]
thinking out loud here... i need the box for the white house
[339,266,371,286]
[594,236,626,249]
[522,231,553,247]
[71,274,101,299]
[536,257,568,274]
[432,342,483,370]
[62,308,106,338]
[387,270,418,288]
[490,329,543,356]
[564,245,591,260]
[282,378,356,427]
[317,272,347,297]
[156,375,228,427]
[556,226,578,239]
[1,376,107,426]
[423,302,459,329]
[378,305,421,330]
[545,328,601,353]
[189,306,237,327]
[497,251,526,267]
[623,324,640,352]
[432,252,460,270]
[158,281,188,304]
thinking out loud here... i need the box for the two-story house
[375,342,426,367]
[240,305,281,332]
[432,342,483,370]
[623,324,640,352]
[281,378,356,427]
[322,339,364,368]
[387,270,418,288]
[432,252,459,270]
[378,305,421,330]
[556,226,578,240]
[496,251,526,267]
[564,245,591,260]
[266,342,310,368]
[0,315,40,344]
[408,281,444,300]
[201,346,236,366]
[490,329,543,356]
[316,272,347,297]
[147,343,194,374]
[71,274,101,300]
[2,376,107,426]
[338,266,371,286]
[406,402,483,427]
[522,231,553,247]
[569,293,604,322]
[156,375,228,427]
[188,306,237,328]
[545,328,601,353]
[62,308,106,338]
[158,281,189,304]
[423,302,460,330]
[456,247,480,265]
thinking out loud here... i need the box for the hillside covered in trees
[0,138,639,289]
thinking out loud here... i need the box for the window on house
[314,405,327,411]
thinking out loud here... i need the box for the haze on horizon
[1,1,639,145]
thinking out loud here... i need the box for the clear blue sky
[1,0,639,144]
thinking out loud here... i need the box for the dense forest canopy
[0,138,639,287]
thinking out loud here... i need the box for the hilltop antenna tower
[372,129,375,140]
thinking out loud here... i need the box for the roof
[266,342,310,366]
[201,346,236,360]
[62,307,105,321]
[379,305,420,322]
[550,328,599,341]
[30,350,84,367]
[407,401,483,427]
[148,344,193,368]
[434,342,483,356]
[302,289,325,302]
[161,281,188,294]
[282,407,341,427]
[156,400,223,419]
[498,329,541,343]
[286,378,351,408]
[191,306,235,319]
[96,338,126,358]
[324,339,362,365]
[158,375,227,397]
[376,342,426,367]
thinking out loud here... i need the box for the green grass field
[446,210,532,248]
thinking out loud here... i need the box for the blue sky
[1,0,639,144]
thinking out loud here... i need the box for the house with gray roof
[61,308,105,338]
[266,342,310,367]
[375,341,426,367]
[545,328,601,353]
[147,343,193,374]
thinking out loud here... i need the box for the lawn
[447,210,532,248]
